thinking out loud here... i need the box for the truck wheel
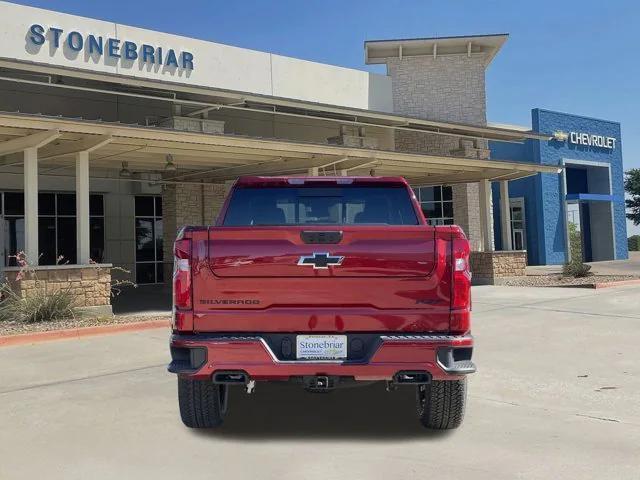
[416,379,466,430]
[178,377,228,428]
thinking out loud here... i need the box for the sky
[10,0,640,234]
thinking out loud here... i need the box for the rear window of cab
[222,186,419,226]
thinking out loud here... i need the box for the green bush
[567,221,583,262]
[628,235,640,252]
[562,262,593,278]
[0,283,78,323]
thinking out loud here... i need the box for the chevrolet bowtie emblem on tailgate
[297,252,344,269]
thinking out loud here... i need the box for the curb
[551,279,640,289]
[0,319,171,347]
[592,279,640,289]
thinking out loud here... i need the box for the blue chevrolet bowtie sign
[28,24,195,70]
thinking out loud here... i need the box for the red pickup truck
[169,176,475,430]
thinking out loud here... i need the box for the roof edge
[364,33,509,45]
[365,33,509,67]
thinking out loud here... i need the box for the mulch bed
[500,274,640,288]
[0,313,171,337]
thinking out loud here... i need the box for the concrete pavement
[526,251,640,276]
[1,285,639,479]
[585,251,640,276]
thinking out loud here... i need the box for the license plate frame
[296,334,348,360]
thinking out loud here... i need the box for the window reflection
[1,192,105,266]
[413,186,454,226]
[135,196,163,284]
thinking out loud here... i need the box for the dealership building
[491,110,627,266]
[0,2,628,312]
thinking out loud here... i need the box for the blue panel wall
[490,131,542,264]
[489,108,628,265]
[491,176,541,264]
[533,109,627,262]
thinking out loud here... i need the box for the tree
[625,169,640,225]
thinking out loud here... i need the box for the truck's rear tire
[178,377,228,428]
[416,379,466,430]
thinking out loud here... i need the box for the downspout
[201,181,205,225]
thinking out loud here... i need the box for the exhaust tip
[213,371,249,384]
[393,371,431,385]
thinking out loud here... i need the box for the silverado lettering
[200,299,260,305]
[169,176,475,430]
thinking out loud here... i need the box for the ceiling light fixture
[165,154,177,172]
[119,161,132,178]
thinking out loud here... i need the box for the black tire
[178,377,228,428]
[416,379,467,430]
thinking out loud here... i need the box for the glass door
[509,198,526,251]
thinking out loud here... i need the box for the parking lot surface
[1,285,639,480]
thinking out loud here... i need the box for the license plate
[296,335,347,360]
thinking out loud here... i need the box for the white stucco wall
[0,1,393,112]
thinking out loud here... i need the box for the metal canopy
[0,111,560,186]
[0,61,549,144]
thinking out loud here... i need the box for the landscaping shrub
[562,261,593,278]
[0,283,78,323]
[628,235,640,252]
[567,222,583,262]
[564,222,593,277]
[0,252,78,323]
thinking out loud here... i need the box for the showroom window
[413,186,454,226]
[134,196,163,284]
[1,192,105,266]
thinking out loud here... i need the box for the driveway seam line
[0,363,166,395]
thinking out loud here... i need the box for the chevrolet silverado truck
[168,176,475,430]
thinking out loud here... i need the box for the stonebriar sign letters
[28,23,195,70]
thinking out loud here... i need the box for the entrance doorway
[509,198,526,251]
[563,161,616,262]
[566,200,614,263]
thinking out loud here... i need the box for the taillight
[451,237,471,334]
[173,238,192,310]
[452,238,471,309]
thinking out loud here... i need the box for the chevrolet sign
[569,131,616,150]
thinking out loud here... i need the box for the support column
[452,183,482,251]
[76,151,90,264]
[23,147,39,264]
[162,182,229,283]
[500,180,512,251]
[478,179,493,252]
[307,167,319,176]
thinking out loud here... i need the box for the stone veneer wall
[162,182,229,281]
[386,55,487,124]
[4,264,112,311]
[385,54,491,250]
[470,251,527,285]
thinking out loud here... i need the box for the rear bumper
[169,333,475,382]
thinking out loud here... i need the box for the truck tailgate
[190,226,452,332]
[207,226,436,277]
